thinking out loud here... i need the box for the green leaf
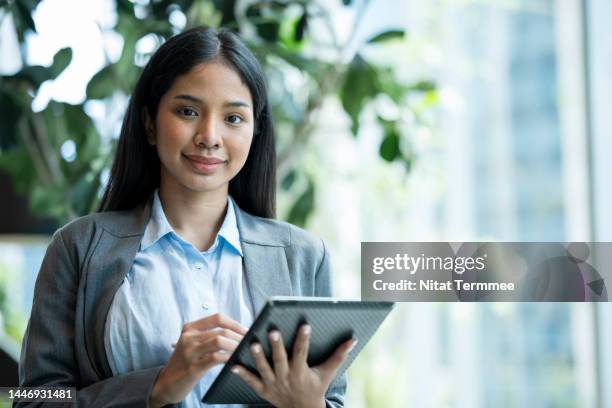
[50,47,72,78]
[340,54,379,135]
[379,128,401,162]
[69,171,101,216]
[421,89,439,108]
[41,102,100,168]
[367,29,405,44]
[408,80,436,92]
[114,12,151,92]
[0,90,23,150]
[87,65,116,100]
[13,65,51,88]
[281,169,296,190]
[172,0,195,10]
[213,0,237,26]
[20,0,44,10]
[263,43,324,75]
[30,184,67,220]
[0,146,35,193]
[150,0,173,19]
[258,21,280,42]
[294,12,307,42]
[287,179,314,227]
[115,0,134,14]
[14,0,37,32]
[79,127,103,162]
[245,2,260,19]
[62,103,97,144]
[376,67,407,104]
[246,3,280,42]
[277,13,304,51]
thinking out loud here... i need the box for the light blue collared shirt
[104,191,253,407]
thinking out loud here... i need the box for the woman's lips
[184,154,227,173]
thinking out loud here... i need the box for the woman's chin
[180,178,230,195]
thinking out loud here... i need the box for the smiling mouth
[183,154,227,173]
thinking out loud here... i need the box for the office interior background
[0,0,611,407]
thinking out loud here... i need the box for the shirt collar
[141,190,243,256]
[141,191,173,250]
[219,196,243,256]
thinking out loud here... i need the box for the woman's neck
[158,183,228,251]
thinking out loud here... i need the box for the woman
[17,27,353,408]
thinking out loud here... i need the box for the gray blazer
[16,199,346,407]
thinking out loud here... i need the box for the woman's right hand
[148,313,247,407]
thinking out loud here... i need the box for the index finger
[185,313,248,335]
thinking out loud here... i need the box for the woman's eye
[226,114,243,125]
[178,107,198,117]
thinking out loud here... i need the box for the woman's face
[146,62,255,196]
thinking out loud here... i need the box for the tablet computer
[202,297,394,404]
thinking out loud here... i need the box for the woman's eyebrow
[173,94,250,109]
[174,94,202,104]
[224,100,251,109]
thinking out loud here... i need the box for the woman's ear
[143,108,157,145]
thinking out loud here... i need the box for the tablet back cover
[203,298,394,404]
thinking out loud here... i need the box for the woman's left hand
[231,325,356,408]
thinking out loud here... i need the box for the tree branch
[29,110,63,184]
[17,118,51,186]
[275,0,371,174]
[344,0,371,58]
[276,67,339,175]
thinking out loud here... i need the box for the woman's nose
[194,117,222,149]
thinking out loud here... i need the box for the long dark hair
[98,26,276,218]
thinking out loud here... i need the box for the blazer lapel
[87,232,144,378]
[83,200,152,379]
[242,243,293,314]
[233,200,294,314]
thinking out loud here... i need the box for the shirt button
[202,302,210,310]
[193,262,204,270]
